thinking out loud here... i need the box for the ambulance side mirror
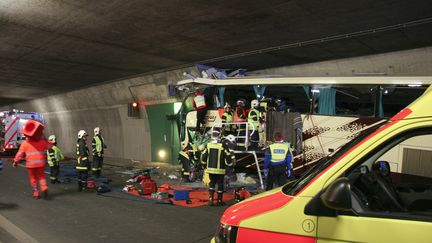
[304,177,352,217]
[321,177,352,211]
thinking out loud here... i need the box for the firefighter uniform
[47,144,64,184]
[201,141,235,206]
[13,120,51,199]
[264,141,293,191]
[248,107,260,149]
[76,130,90,191]
[178,150,191,182]
[92,128,106,178]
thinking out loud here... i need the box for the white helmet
[224,103,231,112]
[251,99,259,109]
[225,134,236,144]
[94,127,100,135]
[48,135,56,143]
[78,130,88,139]
[236,98,246,107]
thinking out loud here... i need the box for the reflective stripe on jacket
[92,135,104,156]
[248,109,260,130]
[193,95,206,110]
[47,145,64,166]
[201,142,234,175]
[222,112,235,131]
[270,143,290,163]
[76,138,90,170]
[14,139,50,168]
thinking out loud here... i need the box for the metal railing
[210,121,256,151]
[210,121,264,189]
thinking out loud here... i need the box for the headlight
[215,223,238,243]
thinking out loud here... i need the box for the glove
[263,169,269,178]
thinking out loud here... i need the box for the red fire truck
[0,110,44,153]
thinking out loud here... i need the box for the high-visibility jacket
[92,135,105,157]
[222,112,235,132]
[14,139,50,168]
[201,142,234,175]
[47,145,64,167]
[248,108,260,130]
[193,94,206,110]
[264,142,293,176]
[178,150,191,176]
[76,138,90,171]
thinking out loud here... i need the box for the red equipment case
[141,179,157,195]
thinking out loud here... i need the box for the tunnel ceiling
[1,0,432,105]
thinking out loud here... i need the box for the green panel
[146,103,180,163]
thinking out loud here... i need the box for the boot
[217,192,225,206]
[33,190,40,199]
[208,190,215,206]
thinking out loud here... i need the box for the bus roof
[177,76,432,86]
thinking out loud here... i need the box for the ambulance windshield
[283,122,384,196]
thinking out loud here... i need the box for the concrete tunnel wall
[1,67,199,165]
[2,46,432,165]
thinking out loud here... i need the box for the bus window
[381,86,427,118]
[263,85,310,113]
[335,86,375,117]
[224,85,256,108]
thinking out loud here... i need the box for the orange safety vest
[234,107,247,122]
[14,139,50,168]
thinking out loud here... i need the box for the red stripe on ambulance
[221,191,292,226]
[237,228,315,243]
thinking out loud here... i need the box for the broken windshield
[283,122,384,196]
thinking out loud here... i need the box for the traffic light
[128,101,139,117]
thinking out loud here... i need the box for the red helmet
[21,120,44,138]
[274,132,283,142]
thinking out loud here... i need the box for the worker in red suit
[13,120,51,199]
[193,90,207,134]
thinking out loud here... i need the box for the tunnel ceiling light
[132,102,138,108]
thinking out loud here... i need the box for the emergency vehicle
[0,110,44,152]
[176,76,431,188]
[212,83,432,242]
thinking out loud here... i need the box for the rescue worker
[201,131,235,206]
[193,90,207,133]
[92,127,107,178]
[248,99,260,150]
[274,97,288,113]
[264,132,294,191]
[13,120,51,199]
[76,130,90,191]
[221,103,235,136]
[47,135,64,184]
[234,98,247,149]
[178,146,192,182]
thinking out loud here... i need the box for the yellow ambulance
[213,85,432,243]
